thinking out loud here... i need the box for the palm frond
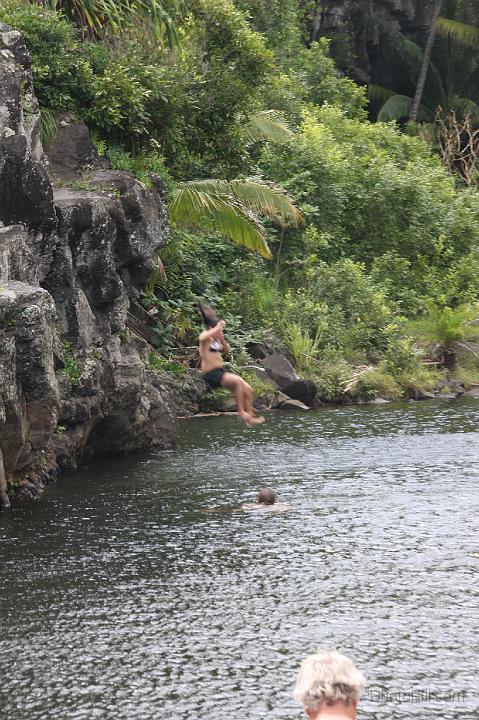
[378,94,413,122]
[179,179,303,228]
[244,111,293,144]
[169,187,272,259]
[229,179,303,227]
[436,17,479,49]
[367,84,395,104]
[451,96,479,119]
[386,30,423,70]
[378,95,433,122]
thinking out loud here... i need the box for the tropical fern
[169,179,303,260]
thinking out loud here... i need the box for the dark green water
[1,401,478,720]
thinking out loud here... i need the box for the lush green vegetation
[3,0,479,401]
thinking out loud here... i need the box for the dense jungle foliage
[3,0,479,401]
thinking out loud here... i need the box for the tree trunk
[409,0,443,122]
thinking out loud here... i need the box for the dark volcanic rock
[0,225,37,283]
[262,354,317,406]
[48,120,103,182]
[0,25,56,232]
[0,24,205,505]
[0,133,56,231]
[0,283,60,475]
[262,354,299,385]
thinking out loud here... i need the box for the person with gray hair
[293,649,365,720]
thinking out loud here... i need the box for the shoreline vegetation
[1,2,479,435]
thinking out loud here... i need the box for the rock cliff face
[0,24,203,508]
[315,0,428,84]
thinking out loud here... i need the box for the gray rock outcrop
[262,354,317,407]
[0,25,201,507]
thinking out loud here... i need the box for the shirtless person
[198,302,265,428]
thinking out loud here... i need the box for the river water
[1,400,478,720]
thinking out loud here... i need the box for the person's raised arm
[199,320,225,344]
[216,325,230,353]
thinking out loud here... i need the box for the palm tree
[37,0,178,44]
[372,9,479,124]
[167,110,298,260]
[169,178,303,259]
[410,0,443,122]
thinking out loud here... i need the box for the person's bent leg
[221,373,254,426]
[243,381,265,424]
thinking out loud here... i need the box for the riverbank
[3,15,479,508]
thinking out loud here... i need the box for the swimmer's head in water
[257,488,276,505]
[197,301,218,329]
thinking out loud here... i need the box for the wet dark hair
[197,301,218,329]
[257,488,276,505]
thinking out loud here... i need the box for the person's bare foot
[239,411,255,427]
[251,415,265,425]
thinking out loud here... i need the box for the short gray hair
[293,649,365,712]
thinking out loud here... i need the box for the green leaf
[169,187,273,259]
[378,94,413,122]
[244,110,293,144]
[378,95,432,122]
[45,0,178,45]
[451,96,479,119]
[181,179,303,228]
[436,17,479,49]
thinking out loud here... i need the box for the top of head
[257,488,276,505]
[198,301,219,329]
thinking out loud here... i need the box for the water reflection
[1,400,479,720]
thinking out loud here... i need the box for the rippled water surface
[1,401,479,720]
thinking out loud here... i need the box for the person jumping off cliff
[198,302,265,428]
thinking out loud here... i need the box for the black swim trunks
[202,367,226,390]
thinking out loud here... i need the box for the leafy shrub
[380,336,424,376]
[294,40,367,120]
[301,259,396,355]
[284,321,321,374]
[106,144,174,191]
[0,1,86,111]
[199,387,231,412]
[146,352,185,375]
[260,106,479,273]
[312,349,352,403]
[83,58,154,142]
[349,367,401,400]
